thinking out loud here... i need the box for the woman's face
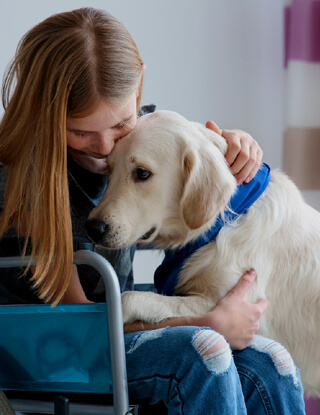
[66,94,138,173]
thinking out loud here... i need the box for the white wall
[0,0,284,165]
[0,1,289,283]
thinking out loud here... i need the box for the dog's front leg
[121,291,214,325]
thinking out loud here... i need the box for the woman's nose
[95,135,116,156]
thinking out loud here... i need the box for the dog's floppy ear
[180,130,237,230]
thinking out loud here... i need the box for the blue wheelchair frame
[0,250,134,415]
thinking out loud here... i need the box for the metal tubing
[74,250,129,415]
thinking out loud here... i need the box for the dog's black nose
[85,219,109,243]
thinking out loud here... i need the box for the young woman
[0,8,306,414]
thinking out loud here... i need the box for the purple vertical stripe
[284,0,320,67]
[304,396,320,415]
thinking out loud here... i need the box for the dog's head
[86,110,237,249]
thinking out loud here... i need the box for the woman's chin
[68,150,108,173]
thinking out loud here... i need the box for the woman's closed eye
[68,130,91,138]
[113,121,127,130]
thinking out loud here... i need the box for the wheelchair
[0,249,141,414]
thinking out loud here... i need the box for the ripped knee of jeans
[249,335,299,386]
[192,329,232,374]
[128,327,168,354]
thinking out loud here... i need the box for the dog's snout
[86,219,109,243]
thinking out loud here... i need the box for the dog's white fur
[89,110,320,397]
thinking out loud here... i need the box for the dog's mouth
[138,226,157,242]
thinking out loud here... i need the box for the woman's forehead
[67,96,137,130]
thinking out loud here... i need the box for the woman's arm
[124,270,269,351]
[59,264,93,304]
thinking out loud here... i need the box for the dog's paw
[121,291,141,324]
[121,291,168,325]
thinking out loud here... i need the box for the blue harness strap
[154,163,271,296]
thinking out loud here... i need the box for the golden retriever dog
[87,110,320,397]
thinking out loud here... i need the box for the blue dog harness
[154,163,271,296]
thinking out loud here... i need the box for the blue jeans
[125,327,306,414]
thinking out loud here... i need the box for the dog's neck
[154,163,271,296]
[154,164,271,249]
[154,216,220,249]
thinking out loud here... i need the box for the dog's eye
[134,168,151,181]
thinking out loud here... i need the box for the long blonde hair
[0,7,144,304]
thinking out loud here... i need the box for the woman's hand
[201,270,269,350]
[124,270,269,351]
[206,121,263,185]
